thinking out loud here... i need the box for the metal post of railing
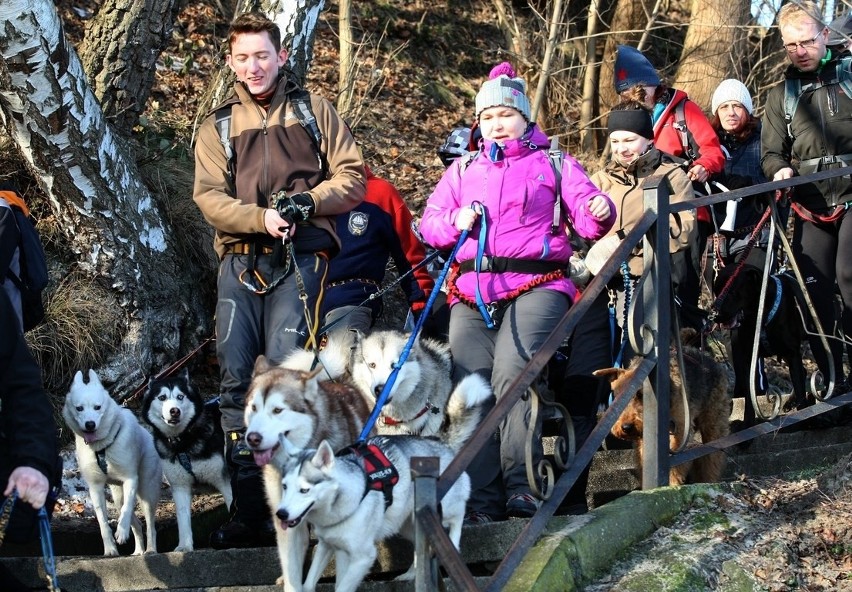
[637,175,672,489]
[413,456,440,592]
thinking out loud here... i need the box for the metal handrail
[413,165,852,591]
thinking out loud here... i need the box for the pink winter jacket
[420,126,615,305]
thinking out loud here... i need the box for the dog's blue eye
[177,394,184,400]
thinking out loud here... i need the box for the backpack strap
[784,55,852,139]
[671,100,697,163]
[548,136,564,236]
[288,88,327,176]
[212,86,327,186]
[214,107,235,185]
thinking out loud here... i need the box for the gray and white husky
[141,368,232,552]
[284,329,492,450]
[243,356,372,591]
[62,369,161,556]
[276,434,470,592]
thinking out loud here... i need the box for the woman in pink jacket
[420,62,615,522]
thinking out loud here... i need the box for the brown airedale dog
[594,340,731,486]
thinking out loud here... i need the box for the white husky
[62,370,161,555]
[276,435,470,592]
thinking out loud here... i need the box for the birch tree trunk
[337,0,355,116]
[674,0,751,109]
[0,0,210,392]
[79,0,180,135]
[578,0,602,153]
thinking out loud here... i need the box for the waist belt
[798,153,852,174]
[228,242,274,255]
[457,256,564,275]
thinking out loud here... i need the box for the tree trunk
[192,0,326,140]
[674,0,751,109]
[530,0,564,124]
[578,0,603,153]
[336,0,355,115]
[0,0,210,393]
[79,0,180,136]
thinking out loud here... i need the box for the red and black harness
[345,442,399,509]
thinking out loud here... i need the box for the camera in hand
[273,190,315,224]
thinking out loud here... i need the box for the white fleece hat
[711,79,754,115]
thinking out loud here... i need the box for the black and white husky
[141,368,232,552]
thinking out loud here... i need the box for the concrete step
[4,424,851,591]
[3,518,531,591]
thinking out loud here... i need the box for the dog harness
[93,425,121,475]
[346,442,399,509]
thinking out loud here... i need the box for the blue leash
[357,224,471,442]
[471,202,497,329]
[0,489,60,591]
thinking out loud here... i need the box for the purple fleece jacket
[420,125,615,304]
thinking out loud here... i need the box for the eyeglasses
[783,32,823,53]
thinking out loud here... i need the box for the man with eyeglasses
[762,0,852,400]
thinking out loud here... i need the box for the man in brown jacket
[193,12,365,549]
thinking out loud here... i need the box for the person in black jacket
[0,287,59,590]
[761,1,852,395]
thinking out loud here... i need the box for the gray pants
[216,251,329,432]
[449,288,570,517]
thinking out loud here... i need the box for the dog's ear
[304,364,325,382]
[593,367,627,383]
[312,440,335,471]
[86,369,101,387]
[253,355,272,375]
[72,370,85,388]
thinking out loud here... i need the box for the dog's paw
[114,524,130,545]
[174,544,193,553]
[103,545,119,557]
[275,576,284,586]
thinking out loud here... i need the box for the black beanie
[607,109,654,140]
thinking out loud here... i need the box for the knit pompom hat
[474,62,532,121]
[613,45,661,94]
[711,79,754,115]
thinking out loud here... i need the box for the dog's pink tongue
[83,432,98,445]
[278,518,289,531]
[253,448,274,466]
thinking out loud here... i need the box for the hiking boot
[209,517,276,549]
[506,493,541,519]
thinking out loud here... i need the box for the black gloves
[274,192,315,223]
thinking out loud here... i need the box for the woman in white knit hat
[709,78,779,431]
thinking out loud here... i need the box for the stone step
[4,424,851,591]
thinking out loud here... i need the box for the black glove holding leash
[273,191,315,225]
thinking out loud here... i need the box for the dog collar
[378,401,440,427]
